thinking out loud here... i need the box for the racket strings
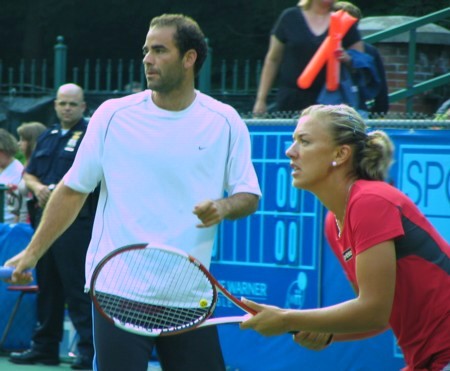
[94,248,215,334]
[96,292,209,331]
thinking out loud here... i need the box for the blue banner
[211,126,450,371]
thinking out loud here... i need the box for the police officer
[9,84,96,370]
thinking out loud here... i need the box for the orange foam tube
[297,10,357,91]
[297,36,334,89]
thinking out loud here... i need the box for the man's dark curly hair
[149,14,207,76]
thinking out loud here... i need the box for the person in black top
[253,0,363,116]
[9,83,96,370]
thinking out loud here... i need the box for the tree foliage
[1,0,448,66]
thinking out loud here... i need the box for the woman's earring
[331,161,337,167]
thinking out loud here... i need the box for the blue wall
[1,124,448,368]
[211,125,450,371]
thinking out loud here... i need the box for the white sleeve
[225,110,261,197]
[63,103,110,193]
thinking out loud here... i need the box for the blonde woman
[0,129,23,224]
[11,122,47,224]
[253,0,363,116]
[17,122,47,164]
[242,104,450,371]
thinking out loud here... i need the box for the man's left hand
[193,200,225,228]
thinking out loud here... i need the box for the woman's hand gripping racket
[90,243,257,337]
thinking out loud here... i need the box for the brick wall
[376,42,449,114]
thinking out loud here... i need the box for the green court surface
[0,354,162,370]
[0,355,73,370]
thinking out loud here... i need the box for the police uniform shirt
[26,119,88,186]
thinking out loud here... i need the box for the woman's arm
[291,326,390,351]
[337,40,364,64]
[292,277,390,350]
[253,36,285,116]
[241,240,396,336]
[333,326,390,342]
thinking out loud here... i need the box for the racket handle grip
[0,266,32,279]
[289,332,334,345]
[0,266,14,279]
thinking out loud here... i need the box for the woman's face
[0,151,12,169]
[285,114,336,190]
[18,137,28,155]
[312,0,336,8]
[321,0,336,7]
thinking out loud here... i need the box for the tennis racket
[0,266,15,279]
[90,243,257,337]
[0,266,33,279]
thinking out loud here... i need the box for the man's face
[54,92,85,128]
[142,26,186,93]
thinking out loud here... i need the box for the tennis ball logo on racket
[199,299,208,308]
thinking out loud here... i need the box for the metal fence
[0,36,262,97]
[1,8,449,113]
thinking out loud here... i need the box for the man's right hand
[3,249,36,285]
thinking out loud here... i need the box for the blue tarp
[0,223,36,350]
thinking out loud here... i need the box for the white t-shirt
[0,158,24,225]
[63,90,261,288]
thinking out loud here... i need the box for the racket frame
[90,243,256,337]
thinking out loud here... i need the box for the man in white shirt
[6,14,261,371]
